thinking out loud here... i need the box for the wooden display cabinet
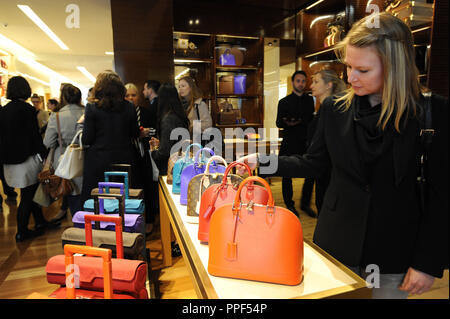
[173,32,264,132]
[295,0,437,91]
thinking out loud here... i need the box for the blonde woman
[177,76,212,140]
[240,12,448,298]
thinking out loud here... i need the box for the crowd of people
[0,12,447,299]
[0,70,212,245]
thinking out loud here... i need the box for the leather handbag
[198,161,269,243]
[208,176,304,286]
[61,193,146,259]
[37,147,73,201]
[179,147,217,205]
[54,130,84,179]
[186,155,228,223]
[172,143,203,194]
[49,213,148,299]
[167,139,192,185]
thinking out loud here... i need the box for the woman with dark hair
[79,70,140,206]
[149,83,189,175]
[43,84,85,221]
[0,76,51,241]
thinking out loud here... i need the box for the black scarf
[353,95,394,164]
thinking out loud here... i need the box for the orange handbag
[208,176,304,286]
[198,161,269,243]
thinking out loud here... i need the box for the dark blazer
[0,100,47,164]
[80,101,140,203]
[151,111,189,176]
[269,94,448,278]
[276,92,314,155]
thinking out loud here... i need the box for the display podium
[159,176,371,299]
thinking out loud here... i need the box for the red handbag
[208,176,304,286]
[198,161,269,243]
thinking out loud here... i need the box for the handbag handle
[83,214,124,259]
[91,191,125,228]
[104,172,129,199]
[232,176,274,211]
[194,147,214,166]
[221,161,252,185]
[64,244,113,299]
[205,155,227,174]
[69,130,83,149]
[98,182,126,199]
[202,161,252,220]
[183,143,203,162]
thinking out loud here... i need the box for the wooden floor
[0,178,448,299]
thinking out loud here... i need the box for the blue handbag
[180,147,223,205]
[172,143,203,194]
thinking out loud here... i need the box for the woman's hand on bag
[149,137,160,151]
[236,153,259,175]
[399,267,435,295]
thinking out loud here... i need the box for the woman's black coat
[80,101,140,203]
[269,94,448,278]
[0,100,47,164]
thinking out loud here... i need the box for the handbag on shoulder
[208,176,304,286]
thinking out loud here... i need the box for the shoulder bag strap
[418,93,434,213]
[195,103,200,120]
[55,112,63,148]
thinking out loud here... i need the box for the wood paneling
[110,0,174,107]
[427,0,448,97]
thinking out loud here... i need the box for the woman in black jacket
[149,83,190,175]
[79,71,140,206]
[240,12,448,298]
[0,76,50,241]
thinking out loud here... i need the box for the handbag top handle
[194,147,214,166]
[64,244,113,299]
[205,155,227,174]
[83,214,124,259]
[232,176,274,212]
[182,143,203,161]
[220,161,252,185]
[104,172,129,199]
[92,191,126,224]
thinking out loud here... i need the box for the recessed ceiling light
[105,51,114,55]
[17,4,69,50]
[76,66,96,83]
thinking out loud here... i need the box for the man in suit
[31,93,50,137]
[143,80,160,132]
[276,70,315,217]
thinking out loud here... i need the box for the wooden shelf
[216,94,260,99]
[302,45,338,59]
[174,58,213,64]
[215,65,259,71]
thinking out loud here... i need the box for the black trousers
[17,183,45,233]
[282,176,314,208]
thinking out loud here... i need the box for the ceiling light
[0,48,10,55]
[16,71,50,86]
[17,5,69,50]
[105,51,114,55]
[76,66,96,82]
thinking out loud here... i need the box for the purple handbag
[234,74,247,94]
[179,148,221,205]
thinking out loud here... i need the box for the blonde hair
[313,69,347,97]
[178,76,203,115]
[125,83,138,93]
[335,12,422,132]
